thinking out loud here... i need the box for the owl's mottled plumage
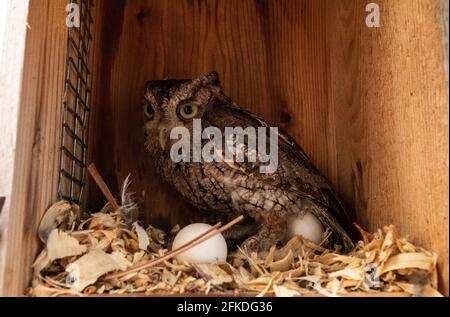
[143,72,357,253]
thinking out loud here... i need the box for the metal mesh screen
[58,0,94,204]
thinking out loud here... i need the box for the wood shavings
[38,200,78,243]
[29,199,443,297]
[88,213,118,229]
[381,253,435,274]
[32,249,51,279]
[193,263,233,285]
[47,229,87,261]
[28,281,82,297]
[66,250,130,292]
[273,284,302,297]
[269,250,294,272]
[133,222,150,251]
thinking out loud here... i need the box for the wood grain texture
[328,0,449,295]
[86,0,448,295]
[0,0,68,296]
[88,0,338,230]
[0,0,30,296]
[437,0,449,81]
[0,0,446,297]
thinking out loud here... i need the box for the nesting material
[28,199,442,297]
[29,167,442,297]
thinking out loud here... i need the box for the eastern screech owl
[143,72,357,253]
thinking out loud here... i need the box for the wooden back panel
[88,0,448,294]
[88,0,337,229]
[1,0,446,296]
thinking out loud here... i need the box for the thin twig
[87,163,120,211]
[353,222,370,244]
[104,215,244,280]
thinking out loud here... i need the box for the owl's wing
[207,101,357,247]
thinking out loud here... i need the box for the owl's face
[143,72,220,155]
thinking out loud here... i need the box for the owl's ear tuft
[200,71,220,86]
[144,80,158,94]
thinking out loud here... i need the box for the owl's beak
[159,127,169,150]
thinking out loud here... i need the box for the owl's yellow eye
[178,104,199,120]
[144,103,154,119]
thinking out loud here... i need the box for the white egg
[172,223,228,264]
[285,212,325,245]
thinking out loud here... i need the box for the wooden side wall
[0,0,93,296]
[327,0,448,295]
[0,0,71,296]
[0,0,31,297]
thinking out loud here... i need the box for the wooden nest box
[0,0,448,296]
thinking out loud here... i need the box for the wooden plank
[0,0,31,297]
[0,0,69,296]
[327,0,449,296]
[88,0,337,231]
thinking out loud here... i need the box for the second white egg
[285,212,325,245]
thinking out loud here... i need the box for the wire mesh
[58,0,94,204]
